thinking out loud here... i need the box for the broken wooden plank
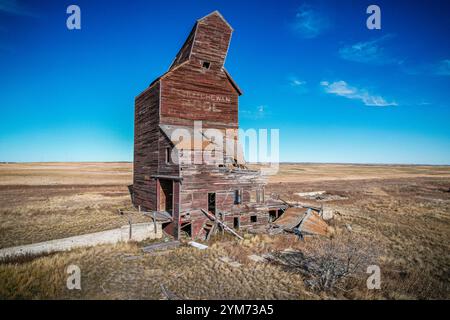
[205,222,216,241]
[201,209,243,240]
[142,211,173,223]
[188,241,208,250]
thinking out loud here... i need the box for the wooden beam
[151,175,183,181]
[201,209,243,240]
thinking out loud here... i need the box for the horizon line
[1,161,449,167]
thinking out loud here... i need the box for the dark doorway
[208,193,216,215]
[233,217,240,229]
[159,179,173,214]
[234,190,241,204]
[269,210,277,220]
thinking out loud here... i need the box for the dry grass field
[0,163,147,248]
[0,162,449,299]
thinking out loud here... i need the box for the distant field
[0,162,132,186]
[2,162,449,186]
[0,162,449,299]
[0,163,142,248]
[266,163,450,183]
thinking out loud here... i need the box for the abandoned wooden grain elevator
[131,11,285,239]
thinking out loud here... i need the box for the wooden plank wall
[190,14,232,72]
[157,131,180,176]
[132,12,281,239]
[180,164,268,237]
[133,83,160,211]
[160,65,238,128]
[160,13,239,128]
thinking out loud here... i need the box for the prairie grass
[0,240,314,300]
[0,186,150,248]
[0,163,449,299]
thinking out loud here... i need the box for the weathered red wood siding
[160,67,238,128]
[133,82,160,211]
[157,131,180,177]
[160,13,238,128]
[180,165,267,238]
[190,14,233,72]
[133,11,278,239]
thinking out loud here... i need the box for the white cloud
[288,77,308,94]
[293,4,329,39]
[289,77,306,87]
[340,35,449,78]
[339,35,399,65]
[320,80,397,107]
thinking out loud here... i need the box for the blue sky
[0,0,449,164]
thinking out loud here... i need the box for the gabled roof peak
[197,10,234,31]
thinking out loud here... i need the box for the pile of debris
[296,191,348,202]
[270,206,329,238]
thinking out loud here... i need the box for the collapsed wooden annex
[131,11,286,240]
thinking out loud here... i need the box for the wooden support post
[221,212,225,236]
[153,211,157,233]
[128,216,132,240]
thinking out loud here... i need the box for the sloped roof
[223,68,243,95]
[148,65,242,96]
[197,10,234,31]
[169,23,197,70]
[275,207,329,236]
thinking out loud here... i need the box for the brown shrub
[267,233,380,293]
